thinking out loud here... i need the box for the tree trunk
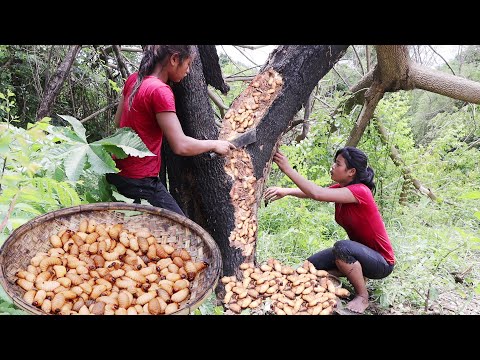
[198,45,230,94]
[36,45,81,121]
[166,45,349,284]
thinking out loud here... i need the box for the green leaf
[89,144,118,169]
[474,212,480,220]
[55,181,82,207]
[94,127,155,158]
[213,306,225,315]
[476,284,480,295]
[27,117,51,130]
[57,115,87,142]
[0,301,26,315]
[102,145,128,159]
[112,190,135,204]
[459,191,480,200]
[63,145,88,182]
[0,133,11,154]
[429,287,439,301]
[53,165,67,182]
[86,147,117,176]
[96,176,114,201]
[43,124,84,143]
[13,202,42,215]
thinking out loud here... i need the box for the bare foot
[346,295,369,313]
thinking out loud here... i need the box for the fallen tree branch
[80,101,120,123]
[374,118,437,201]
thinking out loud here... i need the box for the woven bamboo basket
[0,202,222,315]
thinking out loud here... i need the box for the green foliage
[49,115,154,182]
[193,293,224,315]
[0,93,156,311]
[0,103,154,239]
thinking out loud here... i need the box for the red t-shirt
[330,183,395,265]
[115,73,176,178]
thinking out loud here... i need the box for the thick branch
[345,68,376,110]
[80,101,120,123]
[350,68,375,93]
[410,62,480,104]
[120,46,142,52]
[375,45,411,88]
[207,87,228,118]
[345,82,384,147]
[225,75,255,83]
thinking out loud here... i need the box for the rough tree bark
[165,45,349,287]
[36,45,82,121]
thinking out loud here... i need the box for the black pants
[307,240,394,279]
[106,173,185,216]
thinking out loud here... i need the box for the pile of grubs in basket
[15,220,208,315]
[221,259,350,315]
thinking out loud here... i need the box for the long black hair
[335,146,376,194]
[128,45,194,109]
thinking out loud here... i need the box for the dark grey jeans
[307,240,394,279]
[106,173,184,216]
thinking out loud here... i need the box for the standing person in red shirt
[106,45,235,216]
[264,146,395,313]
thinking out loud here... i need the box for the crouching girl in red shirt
[264,147,395,313]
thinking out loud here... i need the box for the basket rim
[0,202,222,315]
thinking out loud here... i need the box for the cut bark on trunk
[166,45,349,283]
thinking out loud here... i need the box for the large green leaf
[101,145,128,159]
[57,114,87,142]
[63,144,88,182]
[94,127,155,158]
[89,144,117,169]
[59,142,117,182]
[47,124,153,182]
[85,147,117,176]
